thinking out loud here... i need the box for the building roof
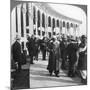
[35,3,82,24]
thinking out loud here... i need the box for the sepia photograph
[10,0,87,89]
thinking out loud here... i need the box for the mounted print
[11,0,87,89]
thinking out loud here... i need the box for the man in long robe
[47,37,61,77]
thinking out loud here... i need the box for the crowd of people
[11,33,87,84]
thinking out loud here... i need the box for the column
[45,14,48,37]
[77,25,80,37]
[17,5,21,38]
[76,25,78,37]
[28,3,33,35]
[22,3,27,50]
[60,20,62,34]
[11,7,16,44]
[73,24,76,38]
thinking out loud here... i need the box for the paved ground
[30,53,82,89]
[12,62,30,90]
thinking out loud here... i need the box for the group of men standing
[46,34,87,84]
[26,35,48,64]
[11,33,87,84]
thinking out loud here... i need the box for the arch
[37,10,40,27]
[26,3,29,26]
[33,6,36,24]
[67,22,69,29]
[63,21,65,27]
[48,16,51,27]
[52,18,55,29]
[42,13,45,27]
[57,19,59,27]
[71,23,73,27]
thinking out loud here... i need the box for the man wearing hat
[12,35,22,72]
[67,36,78,77]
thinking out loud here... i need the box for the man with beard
[47,36,61,77]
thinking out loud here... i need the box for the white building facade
[11,2,82,50]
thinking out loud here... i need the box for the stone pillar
[76,25,78,37]
[60,20,62,34]
[73,24,76,38]
[22,3,27,50]
[77,26,80,37]
[28,3,33,36]
[11,7,16,44]
[17,5,21,38]
[45,14,48,37]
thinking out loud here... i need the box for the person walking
[47,36,61,77]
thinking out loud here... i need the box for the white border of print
[0,0,89,90]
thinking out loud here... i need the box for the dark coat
[12,41,22,63]
[67,42,78,65]
[26,38,35,56]
[40,39,47,51]
[47,41,55,72]
[60,41,67,60]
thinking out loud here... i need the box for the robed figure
[47,37,61,77]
